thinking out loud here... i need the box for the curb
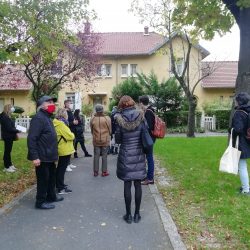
[0,185,36,216]
[149,183,187,250]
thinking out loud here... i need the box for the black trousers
[56,155,71,191]
[74,138,88,155]
[35,162,57,205]
[3,139,13,168]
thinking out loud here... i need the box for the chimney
[84,21,91,35]
[144,26,149,36]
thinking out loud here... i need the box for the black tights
[124,180,142,215]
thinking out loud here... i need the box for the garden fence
[200,114,216,131]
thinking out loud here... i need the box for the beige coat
[90,114,111,146]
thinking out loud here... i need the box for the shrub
[162,111,202,128]
[82,104,93,117]
[206,109,231,130]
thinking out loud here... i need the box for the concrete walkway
[0,143,175,250]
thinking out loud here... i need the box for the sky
[89,0,240,61]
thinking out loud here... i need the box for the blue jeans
[239,159,250,193]
[146,145,154,181]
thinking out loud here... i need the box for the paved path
[0,144,173,250]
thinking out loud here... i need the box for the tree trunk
[187,97,196,137]
[235,7,250,94]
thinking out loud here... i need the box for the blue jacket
[232,105,250,159]
[115,107,146,181]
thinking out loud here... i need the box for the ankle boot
[123,214,132,224]
[134,213,141,223]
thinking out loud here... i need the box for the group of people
[1,92,249,223]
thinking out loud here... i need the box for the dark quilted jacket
[232,105,250,159]
[115,107,146,181]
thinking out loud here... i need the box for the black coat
[0,112,19,140]
[232,105,250,159]
[67,110,74,132]
[145,106,156,142]
[72,115,84,140]
[27,110,58,162]
[115,107,146,181]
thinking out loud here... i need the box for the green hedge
[206,109,231,130]
[161,111,202,128]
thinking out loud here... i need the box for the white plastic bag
[219,129,241,175]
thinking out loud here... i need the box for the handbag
[219,129,241,175]
[141,120,153,153]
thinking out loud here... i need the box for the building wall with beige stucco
[0,91,35,114]
[58,37,206,112]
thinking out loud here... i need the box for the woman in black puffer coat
[115,95,146,224]
[232,92,250,195]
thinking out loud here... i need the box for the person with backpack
[0,104,20,173]
[72,109,92,158]
[139,95,156,185]
[232,92,250,195]
[53,108,75,195]
[90,104,111,177]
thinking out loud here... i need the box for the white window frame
[121,64,128,77]
[175,58,184,76]
[130,64,137,77]
[96,64,112,78]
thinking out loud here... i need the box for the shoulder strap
[57,136,67,144]
[236,109,248,116]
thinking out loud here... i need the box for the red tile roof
[96,32,209,58]
[201,61,238,88]
[0,65,31,90]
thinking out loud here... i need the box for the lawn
[155,136,250,249]
[0,139,35,207]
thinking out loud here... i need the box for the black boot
[123,214,132,224]
[74,152,78,158]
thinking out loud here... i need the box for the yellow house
[0,28,211,114]
[0,65,34,114]
[58,28,210,111]
[197,61,237,107]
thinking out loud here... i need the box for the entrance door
[93,96,102,108]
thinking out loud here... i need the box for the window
[96,64,112,77]
[176,58,184,76]
[130,64,137,76]
[10,98,14,105]
[121,64,128,76]
[96,64,102,76]
[105,64,112,76]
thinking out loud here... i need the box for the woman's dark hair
[118,95,135,110]
[74,109,80,117]
[139,95,149,105]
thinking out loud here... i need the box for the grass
[154,137,250,249]
[0,139,35,207]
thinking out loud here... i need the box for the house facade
[57,29,209,112]
[0,65,33,113]
[198,61,237,107]
[0,28,211,114]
